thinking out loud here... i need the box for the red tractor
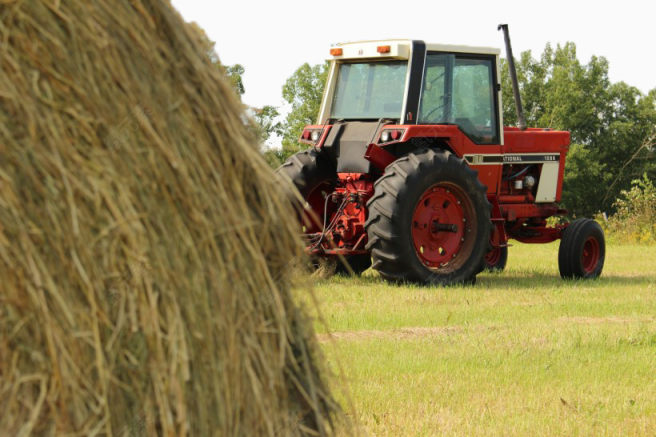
[278,25,605,285]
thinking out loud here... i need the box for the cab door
[418,52,503,193]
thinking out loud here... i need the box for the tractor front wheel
[365,149,490,285]
[558,218,605,279]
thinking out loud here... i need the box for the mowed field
[297,242,656,436]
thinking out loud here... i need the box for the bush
[602,174,656,243]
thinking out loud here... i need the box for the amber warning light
[377,45,391,53]
[330,48,343,56]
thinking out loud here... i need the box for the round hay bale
[0,1,337,435]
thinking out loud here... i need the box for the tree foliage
[251,105,281,142]
[279,62,329,158]
[224,64,245,97]
[251,105,286,167]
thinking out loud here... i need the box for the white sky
[172,0,655,111]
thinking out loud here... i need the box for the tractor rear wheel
[558,218,605,279]
[365,149,490,285]
[483,246,508,272]
[276,149,336,233]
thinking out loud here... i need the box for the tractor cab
[320,40,501,140]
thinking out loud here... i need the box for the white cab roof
[328,39,500,61]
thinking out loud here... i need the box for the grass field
[298,242,656,436]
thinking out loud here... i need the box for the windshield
[330,61,408,119]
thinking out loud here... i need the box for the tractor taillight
[300,128,324,145]
[330,48,343,56]
[379,129,405,144]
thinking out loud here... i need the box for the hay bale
[0,1,337,435]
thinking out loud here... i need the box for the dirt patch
[317,326,462,342]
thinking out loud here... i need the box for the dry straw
[0,1,338,435]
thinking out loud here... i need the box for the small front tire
[558,218,605,279]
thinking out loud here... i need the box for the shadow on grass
[323,270,654,290]
[479,271,654,289]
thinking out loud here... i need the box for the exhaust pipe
[498,24,526,130]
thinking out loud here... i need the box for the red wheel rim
[411,184,476,272]
[485,247,502,267]
[581,236,600,274]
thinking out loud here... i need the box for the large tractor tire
[365,149,491,285]
[276,149,336,233]
[482,246,508,272]
[558,218,605,279]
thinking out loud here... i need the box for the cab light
[330,48,343,56]
[377,45,391,54]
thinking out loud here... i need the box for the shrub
[602,174,656,243]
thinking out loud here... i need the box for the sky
[171,0,655,113]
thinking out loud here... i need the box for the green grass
[297,243,656,436]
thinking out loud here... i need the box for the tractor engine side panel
[503,128,570,203]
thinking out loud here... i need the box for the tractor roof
[328,39,500,61]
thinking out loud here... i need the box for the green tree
[279,62,329,158]
[224,64,245,97]
[251,105,281,142]
[250,105,285,166]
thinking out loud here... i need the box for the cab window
[418,53,499,144]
